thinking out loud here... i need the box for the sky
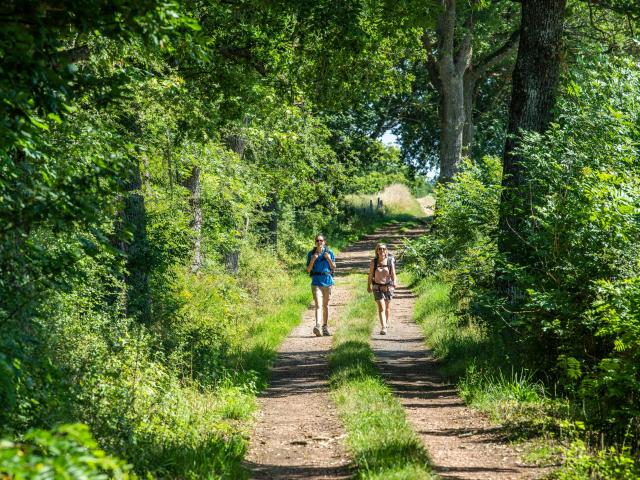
[380,130,399,147]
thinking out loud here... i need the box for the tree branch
[587,0,609,37]
[472,29,520,81]
[421,32,443,93]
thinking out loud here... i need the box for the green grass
[409,273,561,441]
[409,274,487,378]
[329,275,435,479]
[235,272,311,388]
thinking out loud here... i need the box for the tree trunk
[501,0,566,191]
[263,193,279,247]
[434,0,472,184]
[439,70,466,182]
[422,7,519,183]
[182,165,203,273]
[116,159,151,323]
[462,71,477,155]
[222,127,248,273]
[497,0,566,291]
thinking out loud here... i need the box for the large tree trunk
[423,1,519,183]
[439,69,467,183]
[501,0,566,191]
[434,0,472,184]
[497,0,566,292]
[462,71,477,154]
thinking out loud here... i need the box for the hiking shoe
[380,327,387,335]
[322,325,331,336]
[313,326,322,337]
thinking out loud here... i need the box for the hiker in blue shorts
[306,234,336,336]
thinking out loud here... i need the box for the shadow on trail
[260,349,335,398]
[244,461,352,480]
[356,439,430,472]
[432,465,522,480]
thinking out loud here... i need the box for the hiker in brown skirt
[367,242,397,335]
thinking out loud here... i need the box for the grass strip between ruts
[329,274,436,480]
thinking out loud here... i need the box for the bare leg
[322,287,331,326]
[385,301,391,326]
[312,287,322,327]
[376,299,387,328]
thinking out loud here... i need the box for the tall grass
[409,273,559,440]
[410,274,486,378]
[329,275,435,479]
[345,183,425,219]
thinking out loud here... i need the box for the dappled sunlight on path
[370,271,550,479]
[245,221,427,479]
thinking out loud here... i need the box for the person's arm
[367,259,374,292]
[390,257,397,287]
[307,252,319,273]
[323,251,336,273]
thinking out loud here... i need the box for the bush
[402,156,501,309]
[499,55,640,437]
[0,424,134,479]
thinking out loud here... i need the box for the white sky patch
[380,130,399,147]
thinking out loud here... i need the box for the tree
[497,0,567,292]
[422,1,521,182]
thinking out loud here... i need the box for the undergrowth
[408,273,640,478]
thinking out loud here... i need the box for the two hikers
[367,242,397,335]
[306,234,336,337]
[307,237,397,337]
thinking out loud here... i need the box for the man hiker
[306,234,336,336]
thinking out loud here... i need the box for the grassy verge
[329,274,435,480]
[408,272,556,429]
[407,273,640,478]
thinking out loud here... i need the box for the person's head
[375,243,388,259]
[314,234,326,250]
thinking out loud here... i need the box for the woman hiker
[306,234,336,337]
[367,242,397,335]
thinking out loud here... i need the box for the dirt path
[370,226,548,479]
[246,220,546,480]
[244,224,420,479]
[243,285,353,480]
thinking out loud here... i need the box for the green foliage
[402,156,501,309]
[0,423,134,479]
[552,442,640,480]
[494,54,640,436]
[404,51,640,473]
